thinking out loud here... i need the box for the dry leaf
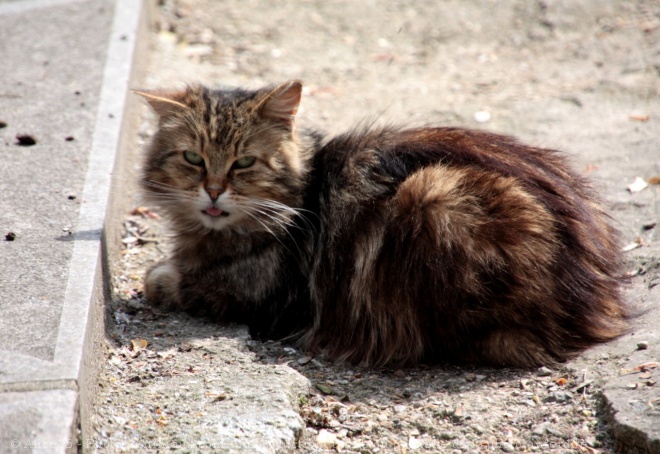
[130,206,160,219]
[572,440,600,454]
[130,338,148,351]
[583,164,599,174]
[371,52,399,62]
[648,397,660,410]
[627,176,648,193]
[648,176,660,185]
[156,348,177,359]
[203,392,228,402]
[629,114,650,122]
[621,362,659,375]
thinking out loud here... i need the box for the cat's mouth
[202,207,229,217]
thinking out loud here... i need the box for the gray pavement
[0,0,145,451]
[0,0,658,453]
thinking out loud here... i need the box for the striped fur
[138,81,628,367]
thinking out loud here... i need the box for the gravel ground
[92,0,659,452]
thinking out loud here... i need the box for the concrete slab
[0,0,147,450]
[604,367,660,454]
[602,244,660,454]
[0,0,114,372]
[0,390,78,453]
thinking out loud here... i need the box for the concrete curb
[0,0,147,451]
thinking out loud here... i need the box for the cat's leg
[143,261,182,310]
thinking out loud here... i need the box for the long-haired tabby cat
[135,80,628,368]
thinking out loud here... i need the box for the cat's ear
[132,88,189,117]
[257,80,303,127]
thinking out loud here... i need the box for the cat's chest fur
[173,231,291,302]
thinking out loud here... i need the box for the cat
[135,80,628,368]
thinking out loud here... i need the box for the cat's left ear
[132,88,189,117]
[257,80,303,128]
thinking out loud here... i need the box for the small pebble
[4,232,16,241]
[408,436,423,450]
[500,441,515,452]
[315,383,334,395]
[182,43,213,58]
[438,430,457,440]
[546,427,565,438]
[297,355,312,365]
[537,366,553,377]
[532,422,549,436]
[627,176,648,193]
[545,390,572,403]
[474,110,492,123]
[316,429,337,449]
[0,120,7,128]
[637,341,649,350]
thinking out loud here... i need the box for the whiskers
[234,196,317,256]
[138,179,197,205]
[240,197,316,234]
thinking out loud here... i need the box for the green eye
[233,156,256,169]
[183,150,204,166]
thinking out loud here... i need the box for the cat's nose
[205,187,224,202]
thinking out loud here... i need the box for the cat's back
[316,126,577,197]
[305,125,626,367]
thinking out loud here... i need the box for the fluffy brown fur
[136,80,628,368]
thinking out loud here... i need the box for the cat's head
[135,81,310,233]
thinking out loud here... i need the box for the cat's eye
[183,150,204,166]
[233,156,257,170]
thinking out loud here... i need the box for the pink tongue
[205,207,223,217]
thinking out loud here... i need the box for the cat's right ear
[132,89,189,117]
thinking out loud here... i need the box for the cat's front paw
[144,262,182,310]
